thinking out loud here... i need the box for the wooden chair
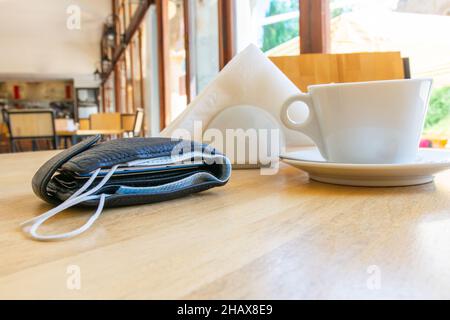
[133,108,145,137]
[1,108,8,127]
[54,118,77,149]
[121,113,136,134]
[89,113,121,130]
[0,108,10,153]
[121,109,145,137]
[270,52,407,92]
[79,118,90,130]
[54,118,76,132]
[7,109,56,152]
[0,108,6,134]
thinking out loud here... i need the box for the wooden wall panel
[270,52,405,92]
[337,52,405,83]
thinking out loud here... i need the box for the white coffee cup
[280,78,433,164]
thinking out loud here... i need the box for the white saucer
[280,148,450,187]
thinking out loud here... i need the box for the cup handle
[280,93,328,159]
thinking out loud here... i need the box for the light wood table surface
[1,150,450,299]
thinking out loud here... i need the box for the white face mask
[21,165,120,241]
[21,152,231,241]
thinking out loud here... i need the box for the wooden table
[56,129,126,148]
[1,150,450,299]
[57,129,126,136]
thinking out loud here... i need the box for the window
[190,0,220,94]
[235,0,300,56]
[166,0,188,123]
[329,0,450,147]
[131,30,144,110]
[160,0,221,127]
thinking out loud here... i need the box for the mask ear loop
[21,165,120,241]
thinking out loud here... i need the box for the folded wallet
[24,135,232,241]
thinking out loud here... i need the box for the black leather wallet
[22,135,231,241]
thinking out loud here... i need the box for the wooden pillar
[123,51,130,114]
[183,0,194,104]
[112,0,120,113]
[101,85,106,112]
[218,0,235,69]
[128,1,136,113]
[100,40,106,112]
[113,64,121,113]
[300,0,330,53]
[138,28,146,110]
[156,0,169,130]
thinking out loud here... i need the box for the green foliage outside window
[261,0,299,52]
[424,87,450,131]
[262,0,450,135]
[330,0,354,18]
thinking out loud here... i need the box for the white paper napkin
[161,44,312,148]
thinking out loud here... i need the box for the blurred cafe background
[0,0,449,153]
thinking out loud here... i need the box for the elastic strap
[21,165,120,241]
